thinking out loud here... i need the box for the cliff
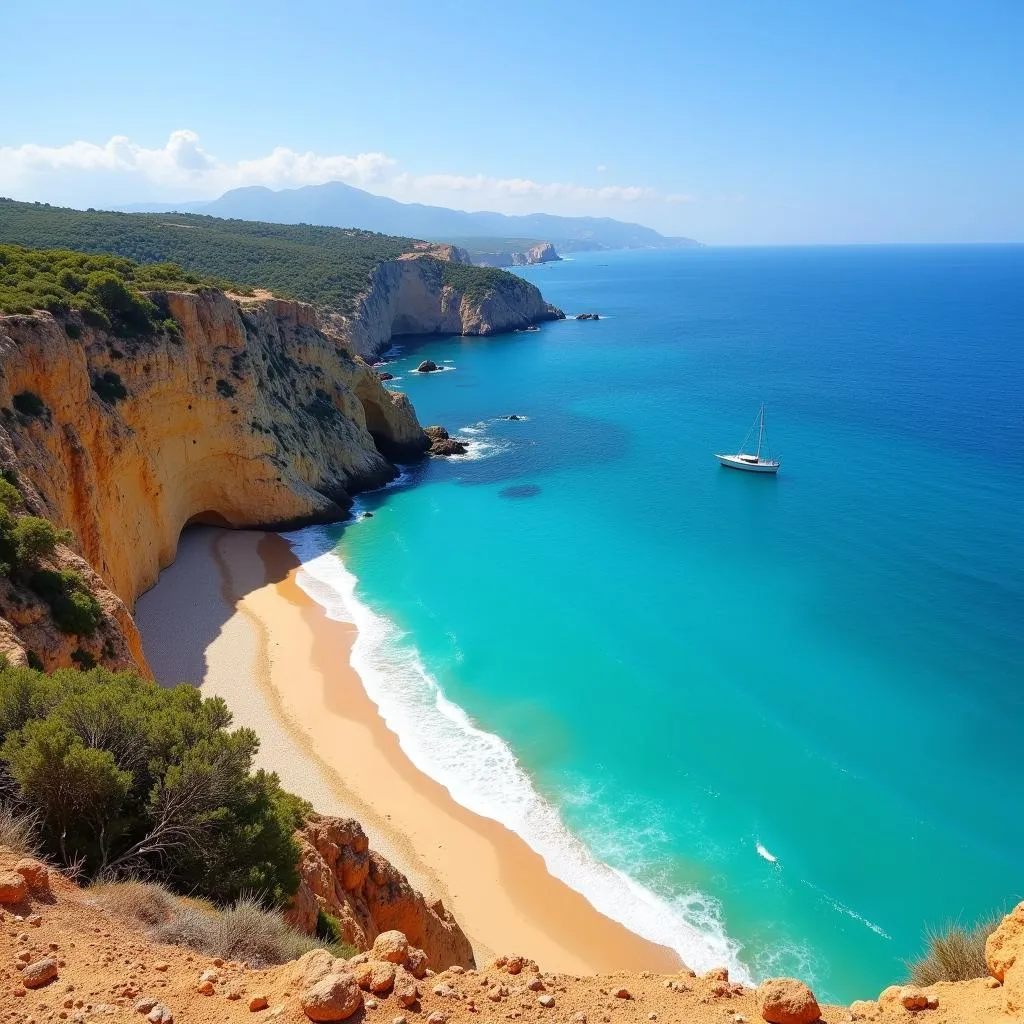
[0,291,427,672]
[329,254,563,361]
[3,844,1023,1023]
[286,815,474,970]
[471,242,562,269]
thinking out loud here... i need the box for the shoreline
[136,525,681,975]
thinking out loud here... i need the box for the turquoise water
[294,246,1024,1002]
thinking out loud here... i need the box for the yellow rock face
[0,291,425,673]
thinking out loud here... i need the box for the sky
[1,0,1022,245]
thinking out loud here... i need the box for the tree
[0,666,308,906]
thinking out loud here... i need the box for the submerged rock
[417,360,439,373]
[377,371,394,381]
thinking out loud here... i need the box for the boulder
[899,986,928,1011]
[0,869,28,904]
[301,972,363,1022]
[417,360,439,373]
[377,371,394,381]
[14,858,49,892]
[368,961,397,994]
[372,930,410,964]
[757,978,821,1024]
[424,425,450,441]
[405,947,428,979]
[393,966,419,1007]
[430,437,468,456]
[249,995,268,1012]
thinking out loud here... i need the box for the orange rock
[372,930,409,965]
[393,967,418,1007]
[249,994,269,1012]
[757,978,820,1024]
[0,870,28,904]
[22,956,58,989]
[899,986,928,1010]
[14,859,48,892]
[301,971,363,1022]
[368,961,396,994]
[987,901,1024,981]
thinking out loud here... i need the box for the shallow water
[291,246,1024,1002]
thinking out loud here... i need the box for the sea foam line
[282,524,751,980]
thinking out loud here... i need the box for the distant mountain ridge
[124,181,700,252]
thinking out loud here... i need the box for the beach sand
[135,526,680,976]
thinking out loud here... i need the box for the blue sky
[2,0,1022,244]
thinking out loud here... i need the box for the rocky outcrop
[331,255,563,361]
[285,815,475,971]
[471,242,561,268]
[0,292,428,671]
[423,426,467,457]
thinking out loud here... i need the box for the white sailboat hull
[715,453,780,474]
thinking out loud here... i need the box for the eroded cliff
[0,291,426,671]
[332,254,563,361]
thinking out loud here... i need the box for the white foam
[282,525,751,980]
[410,365,456,374]
[447,434,511,462]
[800,879,891,940]
[756,842,778,864]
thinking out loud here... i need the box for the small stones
[26,913,41,927]
[146,1004,174,1024]
[212,957,225,967]
[986,977,1001,989]
[393,1017,407,1024]
[572,1014,588,1024]
[613,987,632,999]
[301,971,363,1022]
[757,977,821,1024]
[199,968,219,984]
[392,967,418,1007]
[527,976,545,992]
[135,998,158,1014]
[448,965,465,975]
[152,961,169,972]
[197,980,215,995]
[538,993,555,1008]
[368,960,397,994]
[705,967,730,983]
[365,997,379,1010]
[487,985,503,1002]
[404,947,428,980]
[22,956,58,989]
[426,1013,448,1024]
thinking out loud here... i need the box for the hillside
[0,199,545,319]
[122,180,701,252]
[2,843,1022,1023]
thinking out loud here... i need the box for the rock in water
[757,977,821,1024]
[301,972,363,1021]
[417,360,439,373]
[377,371,394,381]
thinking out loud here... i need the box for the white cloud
[667,193,697,204]
[0,130,693,216]
[596,164,607,173]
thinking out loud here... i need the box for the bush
[0,479,22,511]
[0,665,310,906]
[12,391,46,418]
[12,516,70,563]
[0,802,39,856]
[216,378,236,398]
[91,371,128,404]
[907,918,999,985]
[28,569,103,635]
[95,881,343,966]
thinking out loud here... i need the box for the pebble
[249,994,268,1012]
[613,987,632,999]
[135,998,158,1013]
[538,994,555,1008]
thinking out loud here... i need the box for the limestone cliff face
[0,291,426,671]
[286,815,475,970]
[333,254,564,361]
[471,242,561,269]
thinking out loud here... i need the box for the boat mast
[756,404,764,459]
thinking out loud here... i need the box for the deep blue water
[297,246,1024,1002]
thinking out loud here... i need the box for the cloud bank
[0,130,691,216]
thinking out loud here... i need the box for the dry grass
[0,803,39,857]
[907,917,999,985]
[92,880,354,967]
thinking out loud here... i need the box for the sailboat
[715,404,781,474]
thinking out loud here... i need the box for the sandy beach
[135,526,680,976]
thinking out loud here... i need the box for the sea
[285,245,1024,1003]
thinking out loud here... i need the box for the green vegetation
[0,665,310,907]
[0,242,240,335]
[0,480,76,586]
[12,391,46,418]
[28,569,103,636]
[92,370,128,404]
[439,258,533,304]
[907,918,999,985]
[216,378,237,398]
[0,198,527,315]
[92,881,354,966]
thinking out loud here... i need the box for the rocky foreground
[2,845,1023,1024]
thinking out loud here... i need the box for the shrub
[12,391,46,417]
[907,918,999,985]
[216,378,236,398]
[0,802,39,856]
[0,478,22,511]
[70,648,96,670]
[91,371,128,404]
[64,322,82,339]
[0,665,310,906]
[12,516,70,563]
[28,569,103,635]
